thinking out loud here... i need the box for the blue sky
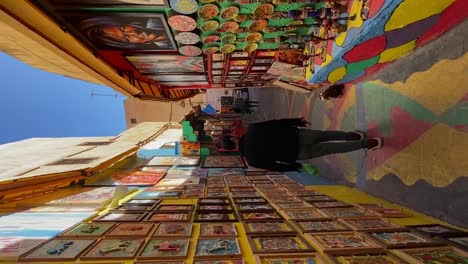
[0,52,127,145]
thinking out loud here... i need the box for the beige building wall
[125,94,206,128]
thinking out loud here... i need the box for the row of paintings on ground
[11,172,468,262]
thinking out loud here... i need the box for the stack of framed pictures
[208,50,278,88]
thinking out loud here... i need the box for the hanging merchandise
[168,15,197,31]
[170,0,199,15]
[175,32,201,45]
[179,45,203,56]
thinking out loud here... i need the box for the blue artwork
[195,238,240,257]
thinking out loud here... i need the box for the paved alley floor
[250,21,468,228]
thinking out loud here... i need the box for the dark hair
[321,84,345,99]
[221,135,237,150]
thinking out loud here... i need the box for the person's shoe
[367,138,383,150]
[353,131,365,140]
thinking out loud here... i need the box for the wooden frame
[93,211,148,222]
[206,192,229,199]
[234,198,267,204]
[239,211,283,222]
[293,220,351,234]
[199,198,231,205]
[202,156,247,168]
[194,237,241,259]
[243,221,296,235]
[236,203,274,212]
[58,222,115,238]
[247,234,315,254]
[197,204,234,212]
[325,251,410,264]
[19,238,96,261]
[152,223,193,237]
[254,253,328,264]
[230,192,262,198]
[366,230,445,249]
[274,202,314,210]
[339,217,406,232]
[107,222,155,237]
[406,224,466,238]
[155,205,195,212]
[311,201,352,209]
[194,212,238,222]
[392,246,468,264]
[199,223,238,237]
[281,209,331,221]
[320,207,378,219]
[137,238,190,260]
[123,199,161,205]
[145,211,192,222]
[306,232,385,255]
[80,238,145,260]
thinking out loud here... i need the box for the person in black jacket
[239,117,383,172]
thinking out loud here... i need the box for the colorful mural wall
[307,0,467,85]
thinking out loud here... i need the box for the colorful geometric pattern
[307,0,467,85]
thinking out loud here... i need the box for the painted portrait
[63,13,176,51]
[126,55,204,73]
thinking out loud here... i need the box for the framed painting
[126,55,204,74]
[52,0,168,6]
[174,156,201,166]
[207,187,226,193]
[145,212,192,222]
[205,192,228,199]
[293,220,351,233]
[243,221,296,235]
[81,238,145,260]
[137,238,189,260]
[195,237,241,259]
[237,203,274,212]
[326,252,409,264]
[268,196,302,203]
[155,205,194,212]
[135,262,184,264]
[115,204,157,211]
[234,198,267,204]
[113,171,166,186]
[212,62,224,69]
[123,199,161,205]
[306,232,384,254]
[256,51,277,57]
[212,53,225,61]
[231,51,249,58]
[230,65,246,70]
[302,195,335,202]
[93,211,147,222]
[281,209,331,221]
[312,201,352,209]
[58,222,115,238]
[230,192,262,198]
[19,238,96,261]
[208,168,245,176]
[250,65,269,71]
[63,13,176,51]
[202,156,246,168]
[194,260,244,264]
[133,191,182,200]
[47,187,116,205]
[320,208,378,219]
[255,254,328,264]
[107,223,154,237]
[340,217,405,232]
[199,223,237,237]
[229,60,249,66]
[239,211,283,222]
[448,237,468,250]
[368,231,444,249]
[275,202,314,210]
[152,223,192,237]
[247,234,315,254]
[254,58,275,64]
[194,212,237,222]
[294,190,325,197]
[406,224,466,238]
[147,156,177,166]
[212,70,223,75]
[148,74,207,82]
[230,187,255,192]
[0,237,47,261]
[197,204,233,212]
[392,246,468,264]
[199,198,231,205]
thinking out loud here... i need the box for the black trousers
[297,129,370,159]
